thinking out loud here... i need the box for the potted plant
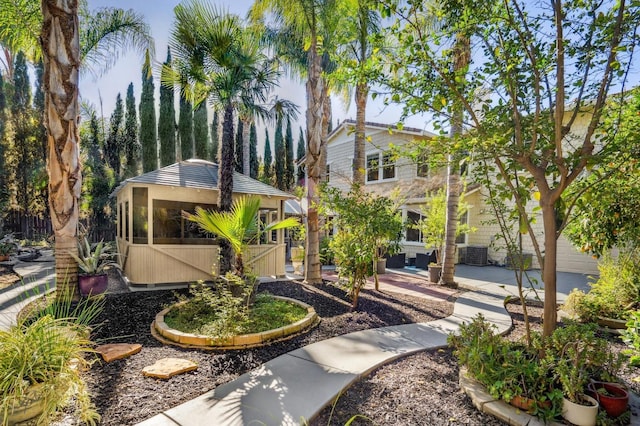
[417,189,473,284]
[0,234,18,261]
[586,381,629,418]
[290,222,306,275]
[68,237,119,297]
[0,315,99,425]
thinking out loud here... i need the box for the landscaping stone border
[458,368,563,426]
[151,295,319,350]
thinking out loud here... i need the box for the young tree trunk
[41,0,82,300]
[304,35,325,285]
[242,117,250,175]
[353,82,368,185]
[541,200,558,337]
[218,103,235,273]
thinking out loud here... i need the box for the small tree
[417,188,472,265]
[321,184,404,307]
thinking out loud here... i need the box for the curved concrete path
[138,281,513,426]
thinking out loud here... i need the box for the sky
[79,0,429,154]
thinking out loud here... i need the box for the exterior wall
[116,183,289,286]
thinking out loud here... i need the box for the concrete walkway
[137,271,531,426]
[0,254,55,330]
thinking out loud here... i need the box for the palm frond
[80,7,154,77]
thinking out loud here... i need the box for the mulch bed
[48,273,639,426]
[71,277,453,425]
[0,264,21,289]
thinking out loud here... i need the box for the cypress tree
[140,50,157,172]
[210,110,219,163]
[284,118,294,190]
[11,51,37,214]
[105,93,124,179]
[178,87,193,160]
[249,122,258,179]
[158,48,176,167]
[235,119,243,173]
[123,82,139,178]
[297,126,305,183]
[87,111,111,229]
[193,102,208,159]
[262,129,272,183]
[0,73,7,213]
[274,118,285,190]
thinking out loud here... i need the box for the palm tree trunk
[41,0,82,300]
[440,32,470,287]
[304,35,325,285]
[353,82,368,185]
[242,117,250,175]
[218,103,235,273]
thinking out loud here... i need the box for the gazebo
[111,159,294,288]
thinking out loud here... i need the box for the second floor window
[367,152,396,182]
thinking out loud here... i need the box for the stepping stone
[142,358,198,379]
[95,343,142,362]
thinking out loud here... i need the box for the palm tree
[35,2,153,299]
[40,1,83,299]
[250,0,344,285]
[168,0,279,272]
[186,196,299,276]
[1,1,153,78]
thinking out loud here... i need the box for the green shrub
[622,311,640,367]
[564,252,640,321]
[319,237,334,265]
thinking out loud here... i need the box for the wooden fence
[2,210,116,243]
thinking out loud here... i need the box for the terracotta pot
[376,259,386,275]
[1,383,46,425]
[509,395,552,412]
[78,273,109,297]
[0,254,9,262]
[587,381,629,418]
[562,394,598,426]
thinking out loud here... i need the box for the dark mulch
[78,277,453,425]
[313,301,640,426]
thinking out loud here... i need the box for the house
[324,119,599,274]
[112,159,294,288]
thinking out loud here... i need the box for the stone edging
[152,296,319,350]
[458,368,563,426]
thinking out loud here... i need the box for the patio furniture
[384,252,406,269]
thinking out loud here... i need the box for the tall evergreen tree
[262,129,272,183]
[86,111,111,231]
[123,82,139,178]
[33,60,48,217]
[11,51,37,214]
[284,118,294,189]
[193,101,208,159]
[105,93,124,179]
[0,73,7,215]
[178,88,193,160]
[210,110,219,163]
[249,122,259,179]
[274,118,285,190]
[140,50,157,172]
[297,126,305,183]
[235,119,244,173]
[158,47,176,167]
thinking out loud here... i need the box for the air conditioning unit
[465,246,488,266]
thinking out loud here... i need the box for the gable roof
[111,159,294,199]
[328,119,438,141]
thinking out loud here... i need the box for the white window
[417,153,429,177]
[366,152,395,182]
[456,211,469,244]
[406,210,423,242]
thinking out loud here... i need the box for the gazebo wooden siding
[113,160,291,287]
